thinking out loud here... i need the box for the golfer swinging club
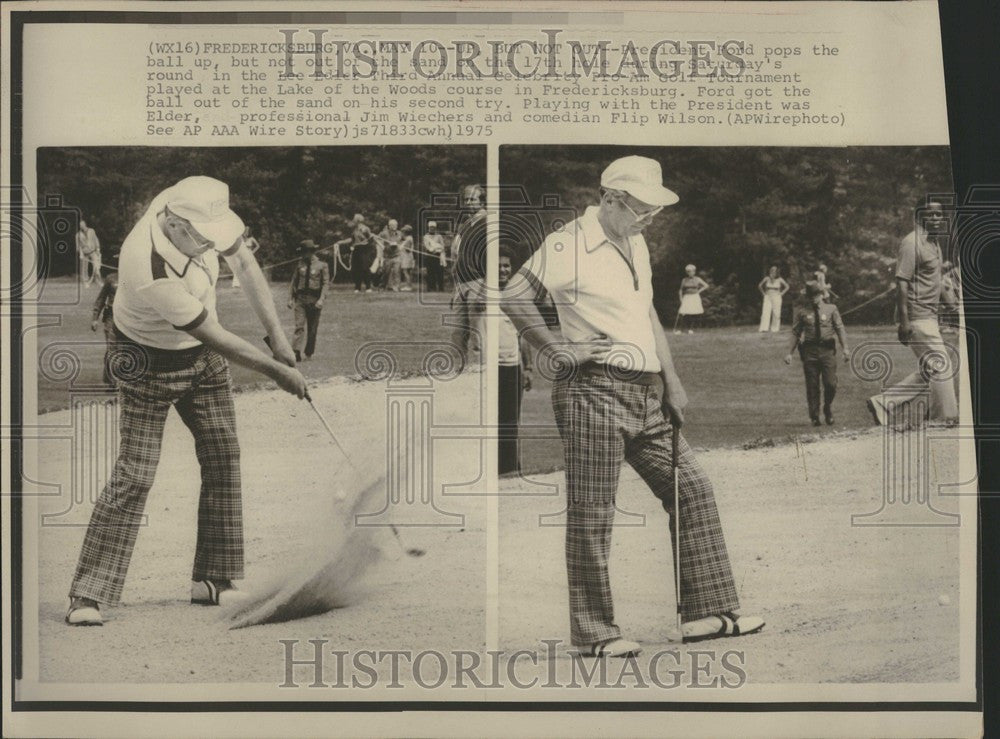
[501,156,764,657]
[66,176,308,626]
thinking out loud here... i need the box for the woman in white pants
[757,265,789,332]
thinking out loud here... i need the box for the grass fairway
[34,277,458,412]
[517,324,949,474]
[33,278,951,473]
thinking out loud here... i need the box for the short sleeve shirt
[292,257,329,295]
[792,302,844,344]
[520,205,661,373]
[114,206,235,350]
[896,228,943,320]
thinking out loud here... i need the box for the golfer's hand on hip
[273,364,308,398]
[784,354,793,365]
[557,334,612,369]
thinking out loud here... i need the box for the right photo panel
[497,145,971,693]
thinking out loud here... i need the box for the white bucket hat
[601,156,679,207]
[165,176,245,251]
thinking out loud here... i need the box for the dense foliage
[37,146,485,281]
[500,146,952,324]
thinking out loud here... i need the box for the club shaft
[306,395,356,472]
[673,425,682,633]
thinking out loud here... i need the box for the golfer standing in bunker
[501,156,764,657]
[66,176,308,626]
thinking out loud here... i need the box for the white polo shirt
[521,205,661,373]
[114,204,238,350]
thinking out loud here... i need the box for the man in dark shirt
[785,281,851,426]
[288,239,330,361]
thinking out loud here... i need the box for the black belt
[578,362,662,386]
[113,326,207,371]
[801,339,836,349]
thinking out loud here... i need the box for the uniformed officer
[288,239,330,362]
[785,281,851,426]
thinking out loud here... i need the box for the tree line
[499,145,953,324]
[37,146,486,281]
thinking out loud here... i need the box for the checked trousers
[552,373,739,647]
[70,347,243,605]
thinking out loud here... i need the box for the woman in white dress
[676,264,709,334]
[757,265,790,332]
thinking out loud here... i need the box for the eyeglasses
[176,220,214,253]
[619,197,662,222]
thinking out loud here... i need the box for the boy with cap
[288,239,330,361]
[66,176,307,626]
[785,281,851,426]
[502,155,764,657]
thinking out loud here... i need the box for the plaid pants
[70,346,243,604]
[552,372,739,646]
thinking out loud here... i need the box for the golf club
[672,423,682,637]
[265,336,425,557]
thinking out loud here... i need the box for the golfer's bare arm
[187,318,305,397]
[649,303,688,412]
[501,268,610,366]
[500,270,562,359]
[758,277,768,296]
[224,241,293,357]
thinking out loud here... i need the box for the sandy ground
[499,429,964,685]
[32,373,965,688]
[36,372,488,684]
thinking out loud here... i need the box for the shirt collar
[580,206,612,253]
[149,209,195,276]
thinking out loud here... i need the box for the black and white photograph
[496,145,975,688]
[2,0,994,736]
[26,145,490,685]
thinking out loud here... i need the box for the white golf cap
[427,220,437,228]
[165,176,245,251]
[601,156,679,207]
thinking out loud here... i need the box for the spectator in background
[91,271,119,388]
[399,225,415,291]
[675,264,708,334]
[867,198,958,428]
[232,226,260,289]
[451,243,531,475]
[76,218,102,287]
[423,221,447,292]
[288,239,329,362]
[336,214,375,293]
[757,265,790,333]
[379,219,403,292]
[813,263,839,302]
[453,184,487,285]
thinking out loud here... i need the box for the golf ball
[938,594,951,606]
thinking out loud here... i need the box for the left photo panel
[22,145,488,690]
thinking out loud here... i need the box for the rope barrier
[837,285,896,318]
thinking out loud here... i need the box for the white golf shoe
[65,596,103,626]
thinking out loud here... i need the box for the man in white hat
[502,156,764,657]
[66,176,307,626]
